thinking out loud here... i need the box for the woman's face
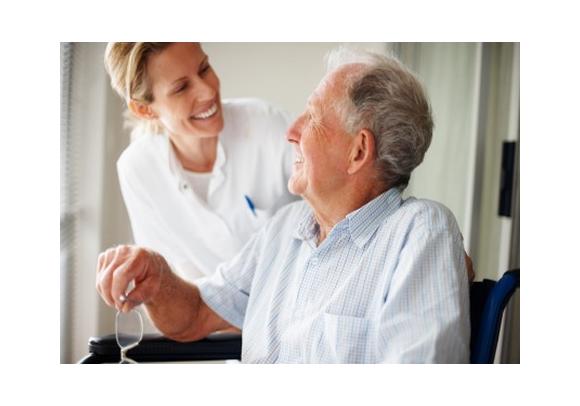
[146,42,223,139]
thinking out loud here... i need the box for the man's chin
[287,179,304,196]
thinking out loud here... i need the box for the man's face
[286,69,354,203]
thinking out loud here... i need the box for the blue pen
[244,195,257,216]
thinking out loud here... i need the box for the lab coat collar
[165,134,227,194]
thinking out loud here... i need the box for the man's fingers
[111,260,134,310]
[95,245,163,312]
[96,248,117,307]
[98,246,131,309]
[124,269,160,307]
[95,252,105,296]
[111,249,153,310]
[122,250,165,310]
[119,295,142,313]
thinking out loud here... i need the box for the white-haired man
[96,51,470,363]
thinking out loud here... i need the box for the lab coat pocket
[249,207,269,226]
[237,196,272,235]
[321,313,375,363]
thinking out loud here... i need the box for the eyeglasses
[115,295,143,364]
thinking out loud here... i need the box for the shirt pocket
[318,313,375,363]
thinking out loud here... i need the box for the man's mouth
[191,102,218,120]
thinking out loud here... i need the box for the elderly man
[96,50,470,363]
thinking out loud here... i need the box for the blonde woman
[104,42,298,291]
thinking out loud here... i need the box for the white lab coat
[117,98,299,282]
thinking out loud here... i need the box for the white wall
[397,43,520,283]
[396,43,481,246]
[203,42,387,117]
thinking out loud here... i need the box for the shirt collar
[295,209,320,242]
[293,188,403,248]
[165,134,227,192]
[346,187,403,248]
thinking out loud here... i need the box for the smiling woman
[101,43,299,334]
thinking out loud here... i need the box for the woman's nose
[192,75,216,99]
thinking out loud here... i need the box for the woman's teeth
[192,103,218,120]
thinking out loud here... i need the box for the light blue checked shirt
[197,188,470,363]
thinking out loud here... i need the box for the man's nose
[286,114,305,143]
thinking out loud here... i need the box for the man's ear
[347,128,375,175]
[128,99,158,120]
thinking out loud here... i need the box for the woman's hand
[96,245,168,313]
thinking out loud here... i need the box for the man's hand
[95,244,232,341]
[96,245,168,313]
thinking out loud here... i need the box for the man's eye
[200,64,211,75]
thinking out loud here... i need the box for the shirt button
[181,183,188,190]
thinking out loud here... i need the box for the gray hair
[325,47,434,190]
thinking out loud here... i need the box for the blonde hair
[104,42,173,135]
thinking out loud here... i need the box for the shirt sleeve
[196,226,266,329]
[377,219,470,363]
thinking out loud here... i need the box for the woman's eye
[175,83,187,93]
